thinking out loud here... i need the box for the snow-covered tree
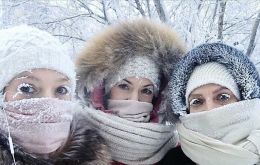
[0,0,259,64]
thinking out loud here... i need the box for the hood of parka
[75,19,186,107]
[168,43,260,119]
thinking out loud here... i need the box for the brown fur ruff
[75,19,186,94]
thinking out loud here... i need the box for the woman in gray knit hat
[167,43,260,165]
[76,19,187,165]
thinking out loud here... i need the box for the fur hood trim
[168,43,260,117]
[75,19,186,94]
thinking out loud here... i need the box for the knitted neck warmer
[177,99,260,165]
[0,98,74,154]
[84,106,178,164]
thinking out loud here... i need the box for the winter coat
[158,146,195,165]
[75,19,186,165]
[0,110,111,165]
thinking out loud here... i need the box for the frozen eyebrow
[16,75,39,81]
[16,76,29,80]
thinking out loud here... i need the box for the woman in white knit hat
[167,43,260,165]
[75,19,189,165]
[0,25,111,165]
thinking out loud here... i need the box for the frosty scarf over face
[0,98,74,155]
[177,99,260,165]
[83,106,178,165]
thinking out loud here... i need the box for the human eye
[17,83,36,94]
[141,87,154,95]
[116,83,129,90]
[217,93,231,103]
[56,85,71,95]
[189,98,203,107]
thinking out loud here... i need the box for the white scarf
[178,99,260,165]
[0,98,74,154]
[107,99,153,122]
[83,106,178,165]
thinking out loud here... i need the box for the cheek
[189,106,206,113]
[139,95,153,103]
[4,89,25,101]
[230,98,238,103]
[58,94,71,101]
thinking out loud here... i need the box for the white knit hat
[0,25,76,94]
[106,56,160,93]
[185,62,240,105]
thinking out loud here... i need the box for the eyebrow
[143,84,154,88]
[122,79,132,85]
[188,94,202,100]
[123,79,154,87]
[189,86,230,99]
[56,77,70,83]
[17,75,40,82]
[213,86,229,94]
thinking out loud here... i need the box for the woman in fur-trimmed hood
[76,19,186,165]
[167,43,260,165]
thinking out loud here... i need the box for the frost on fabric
[0,98,75,131]
[0,98,76,155]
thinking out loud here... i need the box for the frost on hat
[106,56,160,93]
[0,25,76,94]
[185,62,241,105]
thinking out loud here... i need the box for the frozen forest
[0,0,259,67]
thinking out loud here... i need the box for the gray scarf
[83,106,178,165]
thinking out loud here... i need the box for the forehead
[14,68,69,82]
[125,76,153,85]
[191,84,229,94]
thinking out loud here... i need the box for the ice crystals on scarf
[178,99,260,165]
[0,98,75,155]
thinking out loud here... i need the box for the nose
[204,99,218,111]
[129,90,139,101]
[41,90,55,98]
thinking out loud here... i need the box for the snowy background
[0,0,259,68]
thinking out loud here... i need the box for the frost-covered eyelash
[189,99,198,106]
[17,83,32,92]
